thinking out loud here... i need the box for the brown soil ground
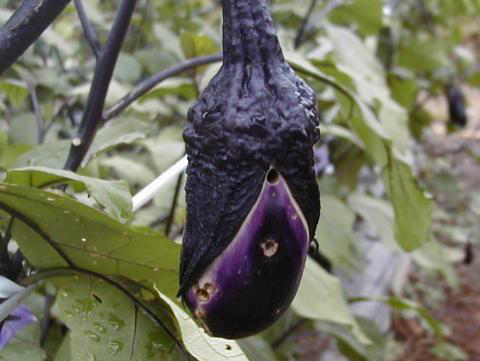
[394,85,480,361]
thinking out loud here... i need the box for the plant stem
[27,82,46,144]
[74,0,101,58]
[103,53,222,122]
[165,172,184,237]
[64,0,138,172]
[0,0,71,76]
[294,0,318,48]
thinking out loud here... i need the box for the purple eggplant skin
[184,170,310,338]
[179,0,320,338]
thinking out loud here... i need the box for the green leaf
[140,78,197,101]
[431,341,468,361]
[52,333,70,361]
[319,317,388,361]
[325,24,388,106]
[8,113,38,146]
[383,151,434,251]
[157,290,249,361]
[84,117,152,167]
[348,193,396,247]
[413,240,458,288]
[396,38,450,73]
[314,195,363,270]
[383,297,442,337]
[53,274,178,361]
[325,24,411,157]
[100,156,156,187]
[319,124,364,149]
[0,79,28,109]
[292,258,371,346]
[329,0,383,35]
[141,127,185,173]
[180,32,218,59]
[114,53,142,83]
[0,183,179,300]
[237,337,278,361]
[12,140,70,169]
[5,167,132,223]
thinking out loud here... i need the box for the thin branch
[64,0,138,172]
[294,0,345,48]
[27,82,46,144]
[165,172,184,237]
[103,53,223,122]
[0,0,71,76]
[294,0,318,49]
[74,0,102,58]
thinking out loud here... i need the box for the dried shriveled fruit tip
[184,169,310,339]
[179,0,320,339]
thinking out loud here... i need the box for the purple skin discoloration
[184,169,309,339]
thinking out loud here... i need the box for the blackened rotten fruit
[179,0,320,339]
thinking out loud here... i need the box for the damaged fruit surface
[179,0,320,339]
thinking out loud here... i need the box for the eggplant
[179,0,320,339]
[446,84,468,127]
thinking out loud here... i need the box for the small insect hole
[196,288,210,302]
[266,168,279,184]
[261,239,278,257]
[226,345,232,350]
[204,282,216,294]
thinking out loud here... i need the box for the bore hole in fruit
[261,239,278,257]
[196,288,210,302]
[204,282,216,294]
[266,168,279,184]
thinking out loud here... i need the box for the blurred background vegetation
[0,0,479,360]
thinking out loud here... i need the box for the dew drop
[108,314,125,330]
[93,323,106,334]
[84,330,100,342]
[108,341,124,355]
[81,238,87,242]
[72,138,81,146]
